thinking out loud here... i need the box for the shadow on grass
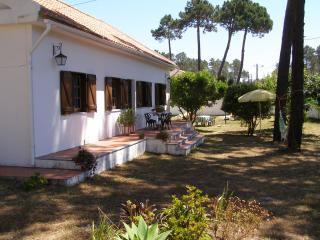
[0,128,319,240]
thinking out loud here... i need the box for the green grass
[0,117,319,240]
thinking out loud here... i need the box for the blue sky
[65,0,320,78]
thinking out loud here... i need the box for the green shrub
[255,71,277,92]
[118,108,136,126]
[91,209,120,240]
[162,186,211,240]
[156,131,170,142]
[222,83,272,135]
[138,133,145,140]
[120,200,158,225]
[23,172,48,191]
[171,71,227,123]
[73,148,97,173]
[117,216,171,240]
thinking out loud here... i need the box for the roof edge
[41,19,176,70]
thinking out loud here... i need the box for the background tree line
[157,50,250,83]
[304,44,320,74]
[151,0,272,84]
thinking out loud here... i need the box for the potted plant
[155,105,165,113]
[117,108,136,135]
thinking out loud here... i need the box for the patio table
[196,115,214,126]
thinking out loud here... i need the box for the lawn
[0,117,319,240]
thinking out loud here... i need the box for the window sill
[136,106,153,109]
[61,111,94,117]
[105,109,123,113]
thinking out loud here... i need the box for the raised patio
[0,121,204,185]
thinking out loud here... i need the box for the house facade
[0,0,175,167]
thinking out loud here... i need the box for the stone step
[168,131,198,146]
[167,133,205,156]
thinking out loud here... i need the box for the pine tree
[179,0,216,71]
[273,0,293,142]
[151,15,182,60]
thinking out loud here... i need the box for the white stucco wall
[171,99,225,117]
[0,24,33,166]
[307,106,320,119]
[31,26,169,157]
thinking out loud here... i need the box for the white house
[0,0,176,167]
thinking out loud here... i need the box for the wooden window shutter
[161,84,166,105]
[86,74,97,112]
[146,82,152,107]
[122,80,129,109]
[155,83,159,106]
[127,80,132,108]
[60,71,74,115]
[136,81,142,107]
[105,77,113,111]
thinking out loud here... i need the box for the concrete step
[0,165,87,186]
[167,133,205,156]
[168,131,198,146]
[35,158,81,170]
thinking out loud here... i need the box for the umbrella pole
[259,102,262,134]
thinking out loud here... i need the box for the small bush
[91,209,119,240]
[23,172,48,191]
[162,186,211,240]
[138,133,145,140]
[120,200,157,225]
[73,148,97,174]
[156,131,170,142]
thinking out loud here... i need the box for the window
[155,83,166,106]
[136,81,152,108]
[105,77,132,110]
[60,71,97,115]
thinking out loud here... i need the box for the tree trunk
[218,30,233,79]
[237,28,248,84]
[168,37,172,60]
[273,0,293,142]
[197,23,201,72]
[287,0,305,151]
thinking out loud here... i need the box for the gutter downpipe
[29,20,52,166]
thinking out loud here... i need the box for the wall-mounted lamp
[53,43,67,66]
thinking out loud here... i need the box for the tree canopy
[178,0,217,71]
[215,0,246,79]
[236,0,273,83]
[151,14,182,60]
[304,45,320,73]
[171,71,227,122]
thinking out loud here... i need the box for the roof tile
[33,0,175,66]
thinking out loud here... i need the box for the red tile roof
[33,0,175,67]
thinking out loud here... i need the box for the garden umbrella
[238,89,276,133]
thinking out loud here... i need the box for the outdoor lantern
[53,43,67,66]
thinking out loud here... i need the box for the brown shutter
[60,71,74,115]
[161,84,167,105]
[155,83,159,106]
[86,74,97,112]
[136,81,142,107]
[147,82,152,107]
[122,80,129,109]
[127,80,132,108]
[105,77,113,111]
